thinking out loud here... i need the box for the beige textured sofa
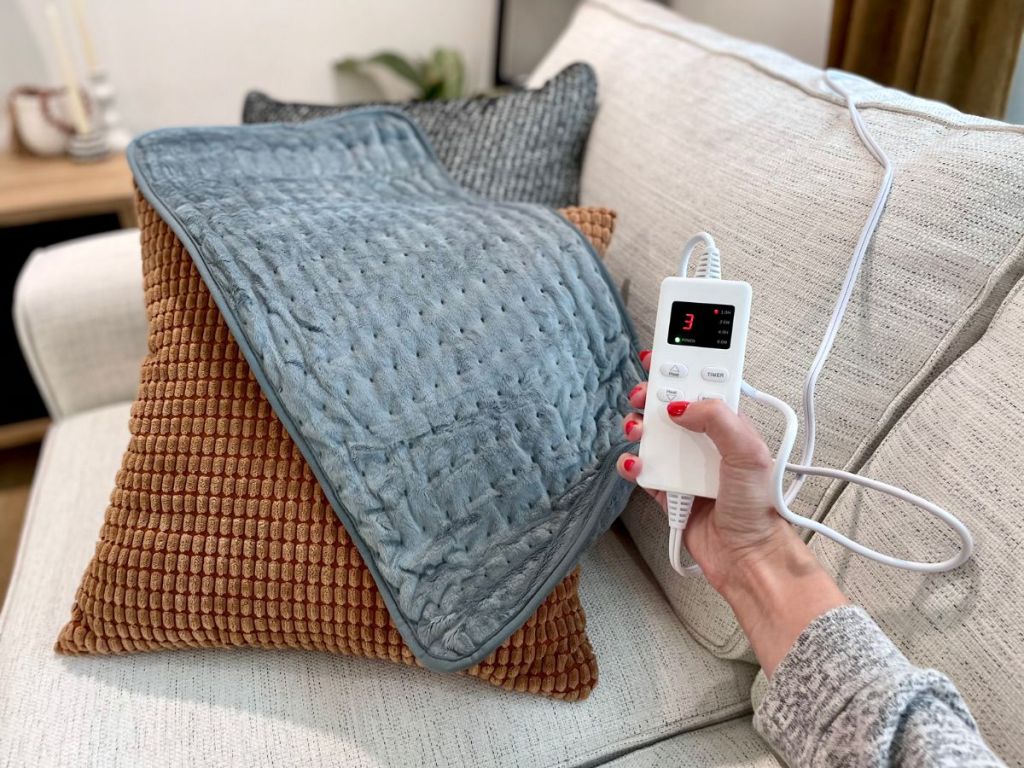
[3,1,1023,765]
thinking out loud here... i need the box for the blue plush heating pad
[128,110,643,672]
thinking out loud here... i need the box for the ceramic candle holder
[68,126,109,162]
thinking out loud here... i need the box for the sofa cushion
[0,403,756,767]
[604,717,781,767]
[55,198,622,698]
[791,280,1024,764]
[242,63,597,208]
[531,0,1024,658]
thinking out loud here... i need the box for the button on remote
[660,362,688,378]
[701,366,729,382]
[657,388,682,403]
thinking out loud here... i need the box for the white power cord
[663,70,974,577]
[784,70,894,508]
[741,379,973,572]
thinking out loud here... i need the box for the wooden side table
[0,150,136,229]
[0,150,137,447]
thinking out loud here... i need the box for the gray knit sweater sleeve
[753,606,1004,767]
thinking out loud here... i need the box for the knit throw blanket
[128,110,641,672]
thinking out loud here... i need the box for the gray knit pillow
[241,63,596,207]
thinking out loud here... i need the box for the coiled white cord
[742,379,973,572]
[663,70,974,577]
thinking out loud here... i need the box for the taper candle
[71,0,99,74]
[45,3,90,135]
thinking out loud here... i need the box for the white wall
[0,1,50,147]
[11,0,497,136]
[669,0,833,67]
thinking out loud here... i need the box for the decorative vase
[8,86,84,156]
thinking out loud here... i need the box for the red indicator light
[713,309,719,315]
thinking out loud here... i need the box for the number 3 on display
[683,313,695,332]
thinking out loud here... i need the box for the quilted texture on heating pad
[56,199,619,699]
[67,108,640,678]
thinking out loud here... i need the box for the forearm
[618,391,1001,763]
[717,525,848,676]
[713,528,1002,766]
[752,605,1005,767]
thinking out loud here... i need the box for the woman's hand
[617,351,794,592]
[616,351,848,676]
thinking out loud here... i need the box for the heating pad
[128,110,642,672]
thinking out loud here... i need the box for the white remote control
[637,276,752,499]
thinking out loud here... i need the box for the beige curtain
[828,0,1024,118]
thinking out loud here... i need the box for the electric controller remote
[637,276,752,499]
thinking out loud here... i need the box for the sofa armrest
[14,229,147,420]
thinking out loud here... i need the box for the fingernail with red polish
[624,458,636,472]
[667,401,690,417]
[639,350,651,363]
[629,384,643,400]
[624,419,636,436]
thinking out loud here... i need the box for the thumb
[666,400,772,470]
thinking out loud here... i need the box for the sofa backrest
[801,281,1024,762]
[530,0,1024,660]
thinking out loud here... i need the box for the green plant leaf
[335,51,425,90]
[421,81,444,101]
[334,48,466,101]
[334,57,362,73]
[431,48,465,100]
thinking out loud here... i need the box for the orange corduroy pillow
[57,195,617,701]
